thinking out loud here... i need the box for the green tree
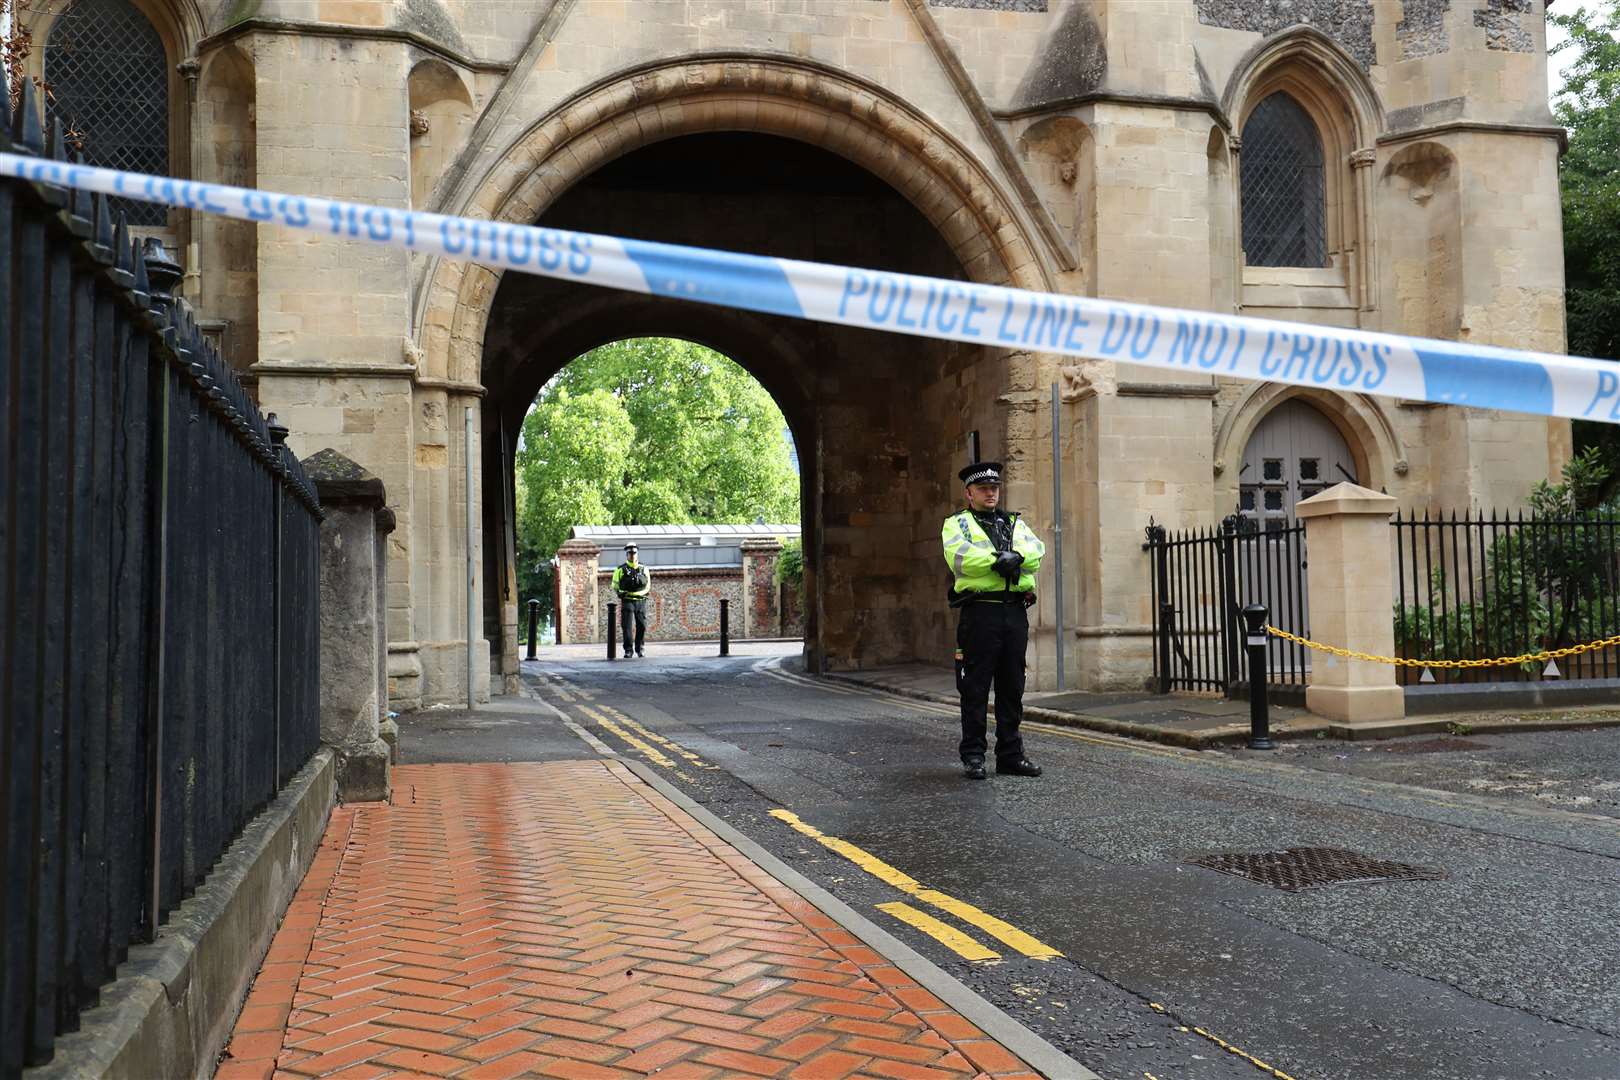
[514,338,800,617]
[775,538,804,590]
[1552,6,1620,492]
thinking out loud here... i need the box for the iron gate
[1144,516,1310,696]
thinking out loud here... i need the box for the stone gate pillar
[307,449,394,802]
[556,539,602,644]
[1297,483,1405,724]
[741,537,784,639]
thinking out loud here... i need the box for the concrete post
[556,539,602,643]
[1296,483,1405,724]
[305,449,394,802]
[740,537,784,639]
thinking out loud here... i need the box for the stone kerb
[556,539,601,645]
[741,536,785,639]
[306,448,394,803]
[1296,482,1405,724]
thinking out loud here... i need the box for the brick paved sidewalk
[218,761,1046,1080]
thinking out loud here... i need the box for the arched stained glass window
[46,0,169,225]
[1240,92,1326,268]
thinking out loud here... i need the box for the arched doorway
[1238,399,1358,527]
[509,336,802,653]
[474,131,1015,691]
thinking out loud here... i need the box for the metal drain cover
[1192,846,1444,891]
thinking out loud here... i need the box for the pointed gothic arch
[1221,27,1385,309]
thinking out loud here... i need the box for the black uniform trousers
[619,598,647,654]
[955,599,1027,764]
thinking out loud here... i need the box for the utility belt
[950,588,1028,608]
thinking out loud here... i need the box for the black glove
[993,550,1024,582]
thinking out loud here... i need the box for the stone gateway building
[18,0,1570,706]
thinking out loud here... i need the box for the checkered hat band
[963,468,1001,485]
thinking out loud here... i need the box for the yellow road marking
[768,809,1062,960]
[1149,1003,1300,1080]
[545,673,594,701]
[877,901,1000,962]
[579,704,677,769]
[600,707,718,770]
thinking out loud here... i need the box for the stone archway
[468,130,1028,693]
[416,55,1051,385]
[394,58,1051,706]
[480,289,821,688]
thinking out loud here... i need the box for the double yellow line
[768,809,1060,964]
[577,701,719,772]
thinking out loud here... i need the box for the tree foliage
[514,338,800,614]
[775,538,804,589]
[1552,6,1620,489]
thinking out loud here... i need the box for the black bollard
[719,598,730,657]
[607,601,618,660]
[526,599,540,660]
[1242,604,1274,750]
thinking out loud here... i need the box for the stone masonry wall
[781,585,807,639]
[596,569,749,644]
[205,0,1566,698]
[556,541,599,645]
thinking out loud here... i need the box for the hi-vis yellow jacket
[611,561,651,599]
[941,510,1044,596]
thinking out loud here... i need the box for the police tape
[6,150,1619,427]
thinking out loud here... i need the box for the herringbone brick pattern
[218,761,1042,1079]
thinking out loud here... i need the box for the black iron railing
[1393,509,1620,684]
[1145,516,1309,696]
[1,86,322,1073]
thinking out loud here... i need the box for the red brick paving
[217,761,1044,1079]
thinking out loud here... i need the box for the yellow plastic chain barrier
[1263,625,1620,670]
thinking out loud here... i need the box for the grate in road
[1191,846,1444,891]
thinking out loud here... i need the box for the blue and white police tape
[7,150,1618,426]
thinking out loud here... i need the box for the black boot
[997,758,1042,777]
[962,757,987,780]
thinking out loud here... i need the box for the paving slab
[218,760,1072,1079]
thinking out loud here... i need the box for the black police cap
[959,462,1003,486]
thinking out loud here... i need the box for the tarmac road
[402,650,1620,1080]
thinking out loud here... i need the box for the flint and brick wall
[552,546,802,643]
[596,568,748,643]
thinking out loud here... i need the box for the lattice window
[1240,92,1326,268]
[45,0,169,226]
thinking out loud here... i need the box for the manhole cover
[1191,847,1444,891]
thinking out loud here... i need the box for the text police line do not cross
[6,151,1618,427]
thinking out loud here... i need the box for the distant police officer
[942,462,1045,780]
[612,543,651,658]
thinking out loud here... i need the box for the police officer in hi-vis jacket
[611,543,651,658]
[942,462,1045,780]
